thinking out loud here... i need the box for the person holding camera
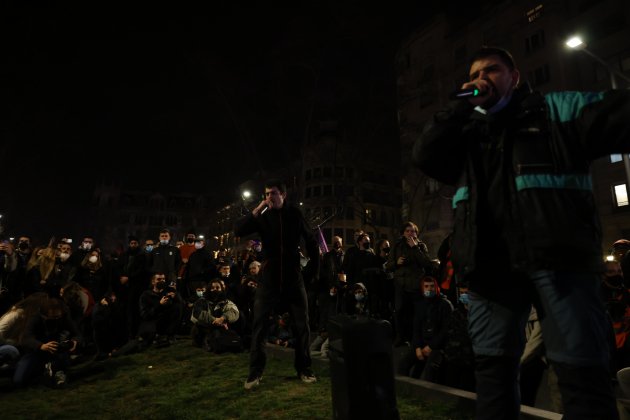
[138,272,183,347]
[13,296,80,387]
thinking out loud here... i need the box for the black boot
[552,361,619,420]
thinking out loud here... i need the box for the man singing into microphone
[235,179,320,390]
[413,46,630,419]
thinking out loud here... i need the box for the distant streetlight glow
[242,190,251,199]
[606,255,615,262]
[198,235,205,239]
[565,36,584,49]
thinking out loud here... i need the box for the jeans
[468,270,617,419]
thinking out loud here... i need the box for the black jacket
[235,204,320,289]
[413,85,630,275]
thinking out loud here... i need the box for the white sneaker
[54,370,67,387]
[244,374,262,390]
[298,369,317,384]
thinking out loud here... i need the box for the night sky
[2,2,443,240]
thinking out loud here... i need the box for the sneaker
[298,369,317,384]
[54,370,67,387]
[244,373,262,390]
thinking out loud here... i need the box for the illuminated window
[611,154,622,163]
[614,184,629,207]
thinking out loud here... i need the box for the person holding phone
[386,221,432,346]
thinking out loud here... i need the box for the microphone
[260,206,269,215]
[450,87,481,99]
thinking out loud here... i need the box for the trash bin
[327,314,399,420]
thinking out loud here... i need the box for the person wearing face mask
[2,236,32,307]
[190,279,240,353]
[439,283,475,392]
[341,233,376,286]
[184,238,216,297]
[117,236,151,340]
[0,239,18,314]
[37,242,78,297]
[151,229,182,285]
[68,236,96,267]
[413,46,630,419]
[177,231,197,283]
[345,282,369,317]
[77,249,107,302]
[410,276,452,382]
[138,272,184,347]
[13,296,80,387]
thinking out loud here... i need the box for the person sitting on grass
[13,296,80,388]
[190,279,241,353]
[267,313,295,348]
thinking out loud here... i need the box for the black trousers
[249,281,311,377]
[475,355,618,420]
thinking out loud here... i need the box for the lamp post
[241,190,253,214]
[565,35,630,198]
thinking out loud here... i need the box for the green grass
[1,340,471,419]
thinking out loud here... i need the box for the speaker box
[327,314,400,420]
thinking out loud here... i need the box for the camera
[57,340,73,352]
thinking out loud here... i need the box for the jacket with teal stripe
[413,84,630,275]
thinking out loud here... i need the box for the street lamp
[565,35,630,196]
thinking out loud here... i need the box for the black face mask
[205,290,225,301]
[186,238,194,244]
[155,281,166,291]
[363,242,371,250]
[43,317,62,332]
[18,242,30,251]
[382,247,390,254]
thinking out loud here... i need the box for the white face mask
[196,290,204,298]
[88,255,98,264]
[194,242,203,250]
[160,239,169,246]
[59,252,70,262]
[82,242,93,250]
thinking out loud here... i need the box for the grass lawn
[1,339,471,419]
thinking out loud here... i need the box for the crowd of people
[2,44,630,418]
[1,224,629,402]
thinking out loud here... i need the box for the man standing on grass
[235,179,320,390]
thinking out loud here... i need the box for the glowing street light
[242,190,252,200]
[565,36,584,49]
[565,35,630,88]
